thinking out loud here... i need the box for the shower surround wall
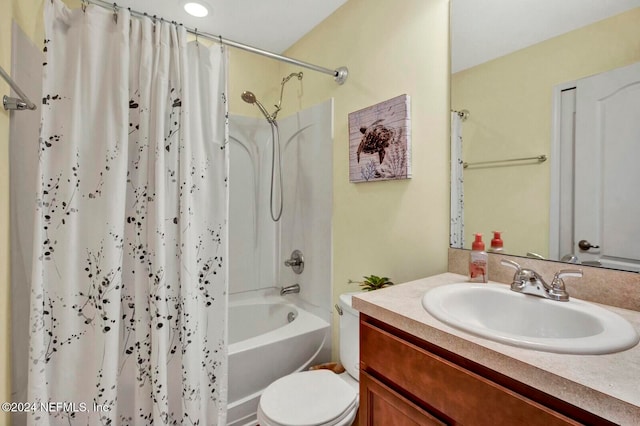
[229,99,334,322]
[227,99,333,425]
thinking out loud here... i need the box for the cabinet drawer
[360,370,446,426]
[361,321,580,426]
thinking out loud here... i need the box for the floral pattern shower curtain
[28,1,228,424]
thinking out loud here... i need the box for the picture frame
[348,94,412,183]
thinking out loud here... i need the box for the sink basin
[422,283,640,354]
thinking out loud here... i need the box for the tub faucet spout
[280,284,300,296]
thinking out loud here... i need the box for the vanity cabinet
[359,314,616,426]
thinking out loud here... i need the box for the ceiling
[96,1,639,72]
[102,0,348,53]
[452,0,640,73]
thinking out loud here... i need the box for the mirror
[450,0,640,272]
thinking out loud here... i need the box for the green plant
[348,275,394,291]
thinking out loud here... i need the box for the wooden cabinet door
[360,371,446,426]
[361,320,583,426]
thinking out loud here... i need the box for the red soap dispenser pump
[469,233,488,283]
[489,231,504,253]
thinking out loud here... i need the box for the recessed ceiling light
[184,2,209,18]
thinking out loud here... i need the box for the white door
[574,61,640,271]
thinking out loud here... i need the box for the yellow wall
[227,49,280,118]
[451,8,640,257]
[281,0,451,356]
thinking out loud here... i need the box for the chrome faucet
[501,259,582,302]
[280,283,300,296]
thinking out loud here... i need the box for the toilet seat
[258,370,358,426]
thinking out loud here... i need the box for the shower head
[241,91,257,104]
[241,91,273,123]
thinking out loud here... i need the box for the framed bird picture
[348,94,412,183]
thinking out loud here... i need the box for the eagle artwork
[348,94,411,183]
[357,119,394,164]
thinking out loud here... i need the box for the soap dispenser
[488,231,504,253]
[469,233,488,283]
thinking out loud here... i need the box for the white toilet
[257,292,360,426]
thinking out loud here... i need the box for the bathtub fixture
[227,297,330,426]
[241,72,303,124]
[241,91,274,123]
[239,96,283,221]
[257,292,361,426]
[280,284,300,296]
[422,282,640,354]
[284,249,305,274]
[287,311,297,323]
[240,72,302,222]
[501,259,581,301]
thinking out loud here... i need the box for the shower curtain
[28,1,228,424]
[450,112,465,247]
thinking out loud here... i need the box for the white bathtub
[226,296,330,426]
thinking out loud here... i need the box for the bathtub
[226,296,330,426]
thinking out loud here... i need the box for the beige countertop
[352,272,640,425]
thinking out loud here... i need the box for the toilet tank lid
[338,292,362,316]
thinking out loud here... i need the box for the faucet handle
[553,269,583,281]
[501,259,527,290]
[549,269,582,302]
[501,259,522,272]
[284,249,304,274]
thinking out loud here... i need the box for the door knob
[578,240,600,251]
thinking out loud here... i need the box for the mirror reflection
[450,0,640,272]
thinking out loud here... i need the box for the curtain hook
[112,3,118,24]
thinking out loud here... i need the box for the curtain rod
[1,65,37,111]
[85,0,349,85]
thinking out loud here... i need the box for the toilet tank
[338,292,361,380]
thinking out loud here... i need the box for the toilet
[257,292,360,426]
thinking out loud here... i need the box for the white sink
[422,283,640,354]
